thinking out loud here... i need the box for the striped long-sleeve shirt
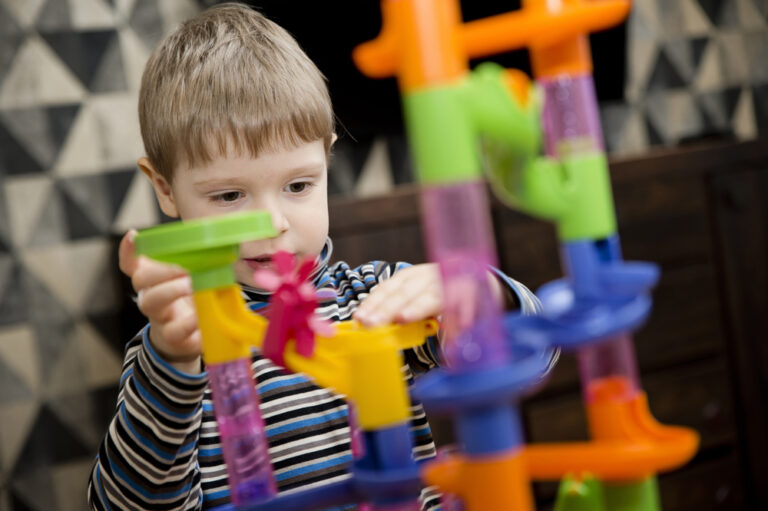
[88,239,542,510]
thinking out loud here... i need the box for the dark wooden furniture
[329,139,768,511]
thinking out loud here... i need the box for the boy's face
[142,140,330,288]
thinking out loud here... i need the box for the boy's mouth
[243,255,273,270]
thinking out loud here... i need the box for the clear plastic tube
[207,359,276,505]
[421,180,508,372]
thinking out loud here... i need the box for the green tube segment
[134,211,276,291]
[603,477,662,511]
[403,84,479,184]
[402,63,540,185]
[552,475,661,511]
[485,148,617,241]
[401,62,616,241]
[554,475,606,511]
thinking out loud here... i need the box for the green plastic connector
[553,475,662,511]
[604,477,662,511]
[556,152,617,241]
[554,475,606,511]
[487,151,618,242]
[402,63,541,186]
[403,83,479,184]
[468,63,541,163]
[134,211,276,291]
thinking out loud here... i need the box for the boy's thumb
[118,229,139,276]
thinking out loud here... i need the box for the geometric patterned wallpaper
[601,0,767,156]
[0,1,200,510]
[0,1,765,510]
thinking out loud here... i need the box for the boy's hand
[119,230,202,374]
[352,263,510,328]
[354,264,443,327]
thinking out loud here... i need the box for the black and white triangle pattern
[603,0,766,156]
[0,1,205,510]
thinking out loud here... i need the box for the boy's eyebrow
[192,175,248,187]
[192,163,326,187]
[271,162,328,179]
[282,162,327,175]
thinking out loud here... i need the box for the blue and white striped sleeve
[88,325,208,511]
[489,267,542,315]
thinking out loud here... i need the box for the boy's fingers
[161,313,199,346]
[137,277,193,319]
[118,229,138,276]
[356,266,442,326]
[396,291,442,324]
[374,287,441,325]
[132,259,188,292]
[357,281,421,326]
[354,280,399,323]
[356,280,392,313]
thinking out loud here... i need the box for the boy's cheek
[233,261,259,288]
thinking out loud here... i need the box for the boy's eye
[285,182,309,193]
[213,191,243,202]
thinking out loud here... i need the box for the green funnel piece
[134,211,276,291]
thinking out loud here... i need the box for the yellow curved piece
[283,319,439,430]
[194,285,268,364]
[331,318,438,350]
[192,284,438,430]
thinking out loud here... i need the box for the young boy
[87,3,542,510]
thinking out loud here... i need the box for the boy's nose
[267,207,290,234]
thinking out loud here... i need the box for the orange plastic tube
[354,0,631,84]
[353,0,467,91]
[525,391,699,481]
[424,450,535,511]
[462,0,630,58]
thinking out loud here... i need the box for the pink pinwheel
[253,251,334,366]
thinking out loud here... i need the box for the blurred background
[0,1,766,510]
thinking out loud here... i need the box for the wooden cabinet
[329,139,768,510]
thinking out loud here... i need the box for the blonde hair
[139,2,335,182]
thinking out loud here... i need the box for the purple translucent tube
[539,73,604,159]
[207,359,276,506]
[421,180,508,372]
[366,501,422,511]
[577,333,640,404]
[540,72,641,404]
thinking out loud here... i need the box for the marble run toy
[353,0,699,510]
[133,2,699,510]
[134,212,440,511]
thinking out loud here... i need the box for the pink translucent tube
[577,334,640,404]
[207,359,276,505]
[540,72,641,405]
[365,501,422,511]
[421,180,508,372]
[539,73,604,159]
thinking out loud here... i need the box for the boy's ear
[137,157,180,218]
